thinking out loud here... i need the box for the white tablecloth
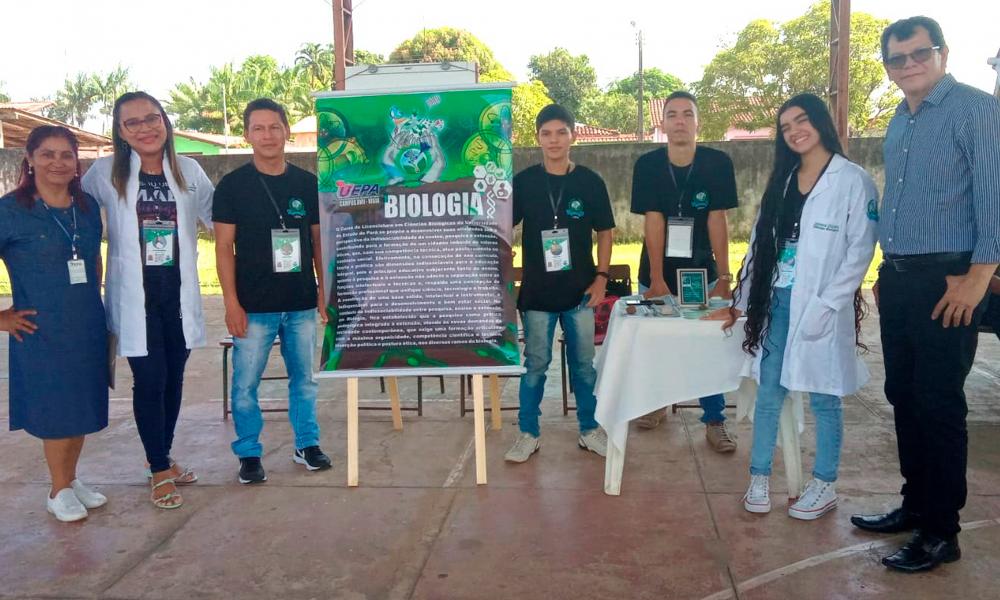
[594,300,803,496]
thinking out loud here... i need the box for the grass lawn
[0,239,880,295]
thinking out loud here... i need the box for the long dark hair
[110,91,186,199]
[732,93,867,356]
[12,125,88,211]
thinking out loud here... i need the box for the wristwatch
[595,272,609,279]
[718,273,733,282]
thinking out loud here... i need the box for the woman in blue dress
[0,126,109,522]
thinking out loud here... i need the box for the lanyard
[42,201,79,259]
[781,154,834,241]
[544,163,572,228]
[667,157,695,217]
[257,174,288,231]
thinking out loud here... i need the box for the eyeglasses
[121,113,163,133]
[884,46,941,70]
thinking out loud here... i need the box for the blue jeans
[749,286,843,482]
[518,299,600,437]
[230,309,320,458]
[638,282,726,423]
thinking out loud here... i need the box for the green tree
[93,65,133,134]
[295,42,333,89]
[354,49,385,66]
[48,72,98,127]
[511,80,553,146]
[168,55,320,136]
[0,82,10,103]
[694,0,896,140]
[527,48,597,116]
[610,68,685,101]
[390,27,512,81]
[294,43,385,90]
[578,91,651,135]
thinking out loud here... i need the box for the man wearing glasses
[850,16,1000,573]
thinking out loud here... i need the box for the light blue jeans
[518,297,600,437]
[639,282,726,422]
[749,286,843,482]
[230,309,320,458]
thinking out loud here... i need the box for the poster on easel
[315,84,520,376]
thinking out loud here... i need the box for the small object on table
[626,305,637,315]
[708,296,731,309]
[680,308,710,319]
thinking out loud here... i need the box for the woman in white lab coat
[82,92,214,510]
[707,93,878,521]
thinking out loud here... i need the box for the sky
[2,0,997,124]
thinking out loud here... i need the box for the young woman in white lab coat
[82,92,214,510]
[707,93,878,521]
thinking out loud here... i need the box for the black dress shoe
[882,531,961,573]
[850,507,920,533]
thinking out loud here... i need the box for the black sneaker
[293,446,332,471]
[238,457,267,484]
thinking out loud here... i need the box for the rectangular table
[594,300,803,496]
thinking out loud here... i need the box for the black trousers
[878,262,985,538]
[127,268,190,474]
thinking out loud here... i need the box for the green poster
[315,85,519,373]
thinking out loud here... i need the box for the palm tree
[295,42,333,89]
[167,78,218,133]
[49,73,98,127]
[94,65,133,134]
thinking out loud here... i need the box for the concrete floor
[1,294,999,600]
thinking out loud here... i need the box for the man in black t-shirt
[213,98,331,484]
[505,104,616,464]
[630,91,739,452]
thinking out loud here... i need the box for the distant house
[289,116,317,149]
[0,102,112,157]
[648,97,774,142]
[173,130,243,155]
[574,124,638,144]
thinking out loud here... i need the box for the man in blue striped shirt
[850,16,1000,573]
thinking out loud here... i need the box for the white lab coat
[82,152,214,357]
[735,154,878,397]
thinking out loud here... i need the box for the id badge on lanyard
[258,173,302,273]
[666,159,696,259]
[68,259,87,284]
[666,217,695,258]
[775,239,798,288]
[142,220,177,266]
[272,229,302,273]
[542,229,571,272]
[43,202,87,284]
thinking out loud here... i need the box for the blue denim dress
[0,193,108,438]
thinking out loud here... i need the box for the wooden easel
[344,372,509,487]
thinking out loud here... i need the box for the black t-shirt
[212,162,320,313]
[137,172,180,270]
[514,164,615,312]
[630,146,738,292]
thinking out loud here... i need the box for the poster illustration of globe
[315,85,519,373]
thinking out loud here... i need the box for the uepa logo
[335,180,381,199]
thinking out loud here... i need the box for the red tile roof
[574,123,639,143]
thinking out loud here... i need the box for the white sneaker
[504,433,541,463]
[578,428,608,457]
[47,488,88,522]
[743,474,771,514]
[788,478,838,521]
[71,479,107,509]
